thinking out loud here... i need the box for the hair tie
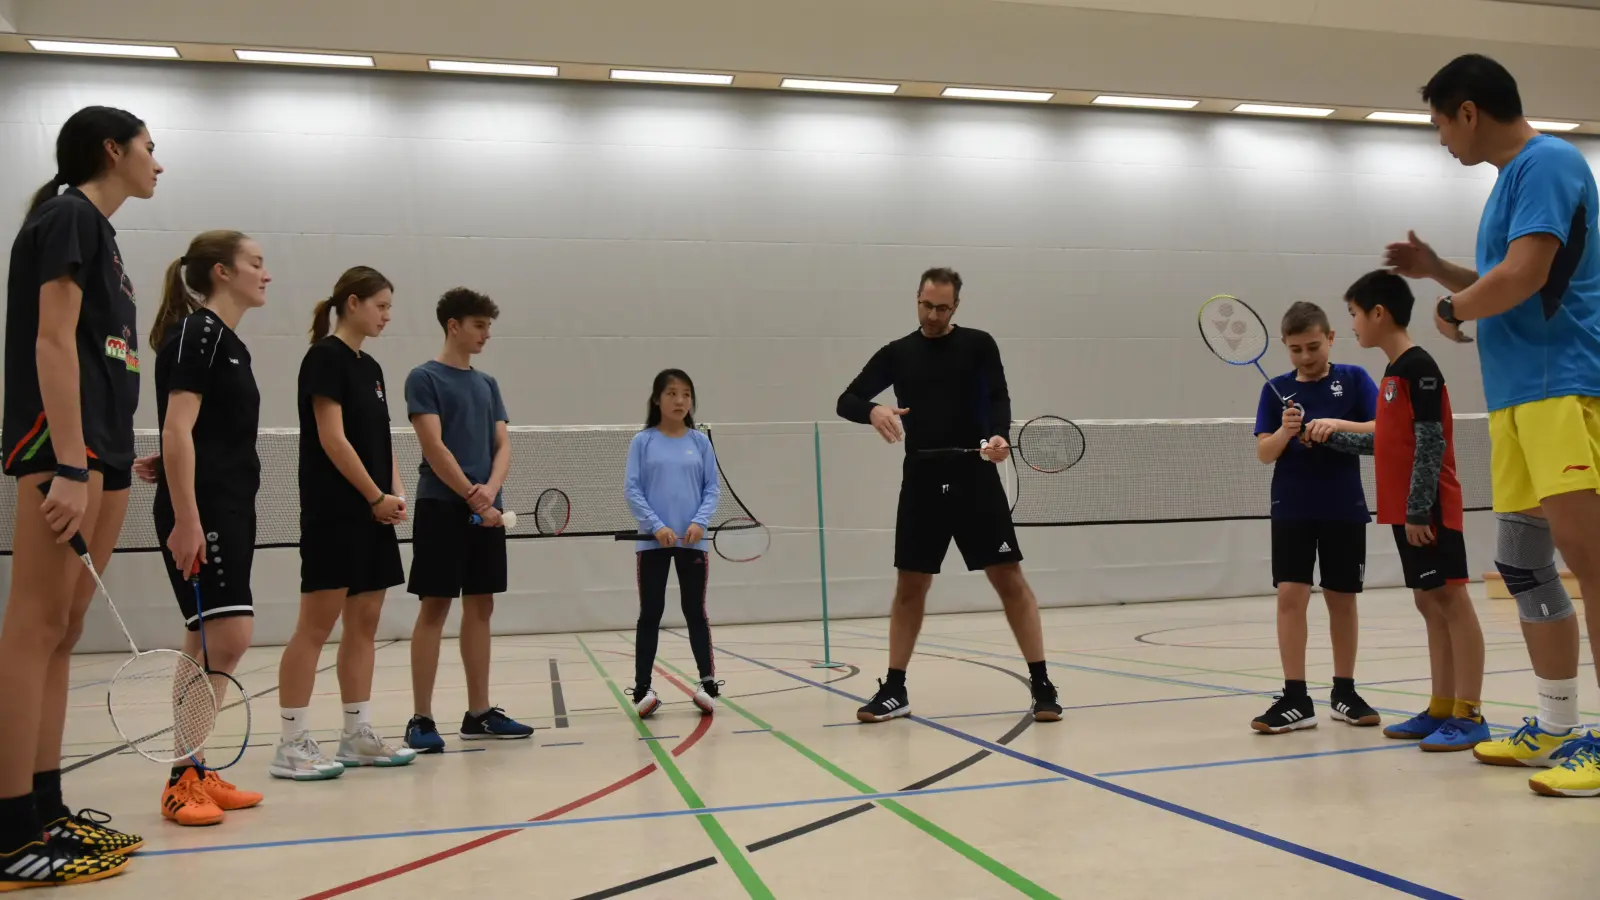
[179,256,188,266]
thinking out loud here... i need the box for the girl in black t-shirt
[145,230,269,826]
[270,267,417,782]
[0,106,160,888]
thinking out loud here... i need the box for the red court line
[297,672,713,898]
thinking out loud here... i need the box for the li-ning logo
[1564,465,1592,473]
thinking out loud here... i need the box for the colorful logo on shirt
[103,326,139,372]
[1383,380,1396,403]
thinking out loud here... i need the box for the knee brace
[1495,513,1575,623]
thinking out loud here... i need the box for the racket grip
[614,532,657,541]
[35,481,91,558]
[469,509,516,528]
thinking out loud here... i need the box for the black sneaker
[404,715,446,753]
[0,835,128,890]
[1031,679,1063,722]
[1329,691,1382,727]
[856,679,910,723]
[460,707,535,740]
[1251,694,1317,734]
[42,809,143,857]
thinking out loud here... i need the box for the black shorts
[407,498,508,598]
[300,514,404,596]
[6,453,131,492]
[1391,524,1470,592]
[155,504,256,631]
[894,458,1022,574]
[1270,518,1367,594]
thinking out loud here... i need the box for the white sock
[280,707,309,740]
[342,701,370,735]
[1536,677,1579,732]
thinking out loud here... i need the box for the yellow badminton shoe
[1472,717,1584,767]
[1529,731,1600,798]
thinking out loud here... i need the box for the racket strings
[1017,418,1086,474]
[535,488,571,536]
[108,650,216,762]
[1199,296,1269,365]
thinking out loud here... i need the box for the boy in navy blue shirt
[1251,302,1382,734]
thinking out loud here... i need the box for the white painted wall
[2,56,1594,652]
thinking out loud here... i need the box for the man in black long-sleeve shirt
[836,268,1061,724]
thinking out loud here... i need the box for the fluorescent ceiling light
[235,50,374,67]
[610,69,732,85]
[1092,95,1199,109]
[942,87,1054,102]
[1530,120,1581,132]
[781,78,898,95]
[29,40,179,59]
[429,60,558,77]
[1234,103,1335,118]
[1366,111,1433,124]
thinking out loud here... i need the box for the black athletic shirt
[836,325,1013,455]
[152,310,261,515]
[2,188,140,475]
[298,336,394,522]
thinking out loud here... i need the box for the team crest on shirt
[375,380,385,401]
[1330,380,1344,397]
[1383,380,1396,403]
[103,326,139,372]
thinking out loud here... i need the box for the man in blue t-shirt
[1250,301,1381,735]
[1386,54,1600,795]
[401,288,533,752]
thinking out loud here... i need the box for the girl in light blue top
[623,369,721,718]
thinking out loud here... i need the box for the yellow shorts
[1489,395,1600,513]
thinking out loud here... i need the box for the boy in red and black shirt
[1316,271,1490,752]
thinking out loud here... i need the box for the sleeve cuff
[1405,512,1432,526]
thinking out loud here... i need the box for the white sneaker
[269,732,346,781]
[693,679,722,715]
[633,687,660,719]
[335,723,419,768]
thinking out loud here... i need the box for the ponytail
[27,176,65,214]
[309,297,337,343]
[150,258,199,347]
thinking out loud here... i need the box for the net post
[811,421,843,669]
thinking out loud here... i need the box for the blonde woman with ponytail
[271,267,416,781]
[146,231,269,826]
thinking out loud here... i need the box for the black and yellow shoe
[0,836,129,891]
[41,810,143,857]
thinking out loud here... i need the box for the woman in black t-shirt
[270,266,417,782]
[145,230,269,826]
[0,106,160,887]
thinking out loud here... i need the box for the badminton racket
[614,516,771,562]
[37,482,216,763]
[184,562,251,772]
[914,415,1086,474]
[468,487,570,536]
[1198,294,1304,428]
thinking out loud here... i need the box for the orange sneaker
[160,769,224,827]
[198,769,263,811]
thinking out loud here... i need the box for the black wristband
[54,464,90,483]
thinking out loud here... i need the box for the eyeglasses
[918,300,956,315]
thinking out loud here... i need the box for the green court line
[847,627,1600,719]
[639,636,1060,899]
[576,636,774,900]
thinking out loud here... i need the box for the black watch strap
[54,464,90,483]
[1437,296,1461,325]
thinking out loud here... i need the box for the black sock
[31,770,65,824]
[885,668,907,689]
[1027,661,1049,685]
[1284,679,1308,699]
[0,794,40,854]
[169,765,194,787]
[1331,677,1356,697]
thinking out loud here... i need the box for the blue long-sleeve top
[624,427,720,552]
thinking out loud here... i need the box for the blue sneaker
[1384,710,1446,740]
[404,715,446,754]
[1420,717,1492,752]
[460,707,534,741]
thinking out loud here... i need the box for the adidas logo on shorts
[999,542,1011,553]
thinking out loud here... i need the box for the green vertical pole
[812,421,842,668]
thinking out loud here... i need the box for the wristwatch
[54,464,90,483]
[1436,296,1462,325]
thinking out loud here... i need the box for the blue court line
[1365,660,1596,689]
[638,735,678,741]
[542,741,584,748]
[135,775,1069,858]
[834,628,1514,732]
[720,644,1463,900]
[732,728,772,734]
[1096,743,1418,778]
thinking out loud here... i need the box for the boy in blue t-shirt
[1251,301,1382,734]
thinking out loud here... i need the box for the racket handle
[469,509,516,528]
[614,532,658,541]
[35,481,91,558]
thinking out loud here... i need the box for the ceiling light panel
[29,40,179,58]
[781,78,898,94]
[610,69,733,85]
[235,50,374,67]
[1234,103,1336,117]
[942,87,1054,102]
[1092,95,1199,109]
[429,60,558,77]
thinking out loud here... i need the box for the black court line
[573,641,1034,899]
[549,658,569,728]
[63,639,401,775]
